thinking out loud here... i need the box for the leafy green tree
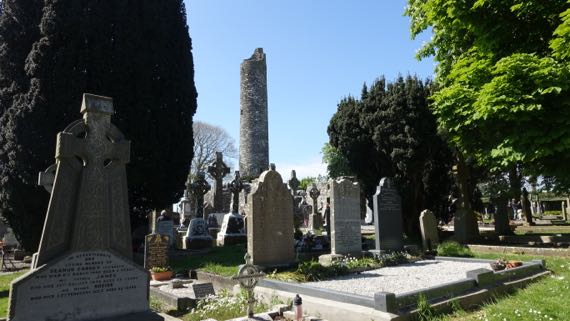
[328,76,453,235]
[299,177,316,191]
[0,0,197,251]
[321,143,353,179]
[406,0,570,181]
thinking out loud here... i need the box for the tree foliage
[321,143,352,179]
[0,0,197,251]
[328,76,453,235]
[190,121,237,181]
[406,0,570,180]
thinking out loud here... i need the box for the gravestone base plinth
[308,214,322,231]
[99,311,170,321]
[185,236,213,250]
[217,234,247,247]
[208,228,220,240]
[368,249,387,258]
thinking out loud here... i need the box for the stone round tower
[239,48,269,177]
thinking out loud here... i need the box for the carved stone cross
[190,172,211,219]
[227,171,244,214]
[207,152,230,212]
[288,170,300,196]
[232,253,266,318]
[309,183,320,215]
[35,94,132,266]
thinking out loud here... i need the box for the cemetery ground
[148,239,568,321]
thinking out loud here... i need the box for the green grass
[437,241,474,257]
[0,271,27,317]
[170,244,246,277]
[426,252,570,321]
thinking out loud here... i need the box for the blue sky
[185,0,434,179]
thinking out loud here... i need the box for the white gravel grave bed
[306,260,490,297]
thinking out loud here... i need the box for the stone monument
[232,253,266,319]
[521,188,534,226]
[288,170,300,196]
[373,178,403,252]
[217,171,247,246]
[178,189,192,227]
[144,234,170,270]
[419,210,439,252]
[208,152,231,212]
[247,164,295,266]
[239,48,269,177]
[185,172,213,249]
[308,184,322,230]
[492,192,512,235]
[156,210,175,246]
[329,177,361,256]
[9,94,155,321]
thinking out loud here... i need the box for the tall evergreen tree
[328,76,453,235]
[0,0,197,251]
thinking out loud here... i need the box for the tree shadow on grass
[0,290,9,298]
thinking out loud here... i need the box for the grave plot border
[257,256,548,318]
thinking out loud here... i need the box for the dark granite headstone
[144,234,170,269]
[191,283,215,298]
[373,178,403,252]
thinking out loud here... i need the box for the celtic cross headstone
[190,171,211,219]
[10,94,150,321]
[207,152,230,212]
[308,183,321,230]
[217,171,247,246]
[288,170,300,196]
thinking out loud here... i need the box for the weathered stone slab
[144,234,170,269]
[419,210,439,252]
[9,251,148,321]
[330,177,361,256]
[373,178,403,252]
[247,165,295,266]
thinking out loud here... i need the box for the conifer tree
[328,76,453,235]
[0,0,197,251]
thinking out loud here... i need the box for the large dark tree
[0,0,197,251]
[328,76,453,236]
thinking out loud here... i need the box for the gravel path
[306,260,489,297]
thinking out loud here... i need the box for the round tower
[239,48,269,177]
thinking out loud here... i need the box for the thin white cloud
[276,157,327,180]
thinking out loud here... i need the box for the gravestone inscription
[144,234,169,270]
[192,283,215,299]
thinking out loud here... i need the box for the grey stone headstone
[330,177,362,256]
[247,167,295,266]
[419,210,439,252]
[9,94,150,321]
[373,178,403,252]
